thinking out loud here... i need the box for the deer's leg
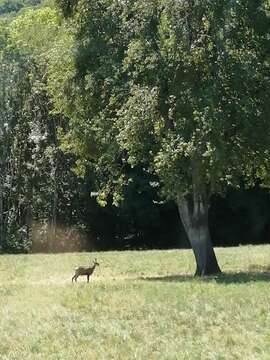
[87,275,90,283]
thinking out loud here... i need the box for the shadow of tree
[139,266,270,284]
[215,271,270,284]
[139,274,194,283]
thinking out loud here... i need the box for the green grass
[0,245,270,359]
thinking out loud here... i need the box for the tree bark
[0,176,3,250]
[51,117,59,241]
[177,193,221,276]
[51,162,58,241]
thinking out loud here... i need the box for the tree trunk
[51,163,58,241]
[0,176,3,250]
[51,118,59,241]
[177,193,221,276]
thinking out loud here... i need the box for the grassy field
[0,245,270,360]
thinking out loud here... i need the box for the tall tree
[119,0,270,275]
[55,0,270,275]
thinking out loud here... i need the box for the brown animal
[72,259,99,283]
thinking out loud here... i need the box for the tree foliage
[55,0,270,198]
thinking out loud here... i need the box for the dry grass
[0,245,270,359]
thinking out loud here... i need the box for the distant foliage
[0,0,41,15]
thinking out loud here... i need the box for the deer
[72,258,99,283]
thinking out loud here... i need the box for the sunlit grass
[0,245,270,359]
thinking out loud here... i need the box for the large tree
[56,0,270,275]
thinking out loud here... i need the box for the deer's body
[72,259,99,283]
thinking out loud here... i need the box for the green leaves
[117,86,160,166]
[9,7,60,56]
[52,0,270,204]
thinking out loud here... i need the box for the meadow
[0,245,270,360]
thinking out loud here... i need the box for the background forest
[0,0,270,253]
